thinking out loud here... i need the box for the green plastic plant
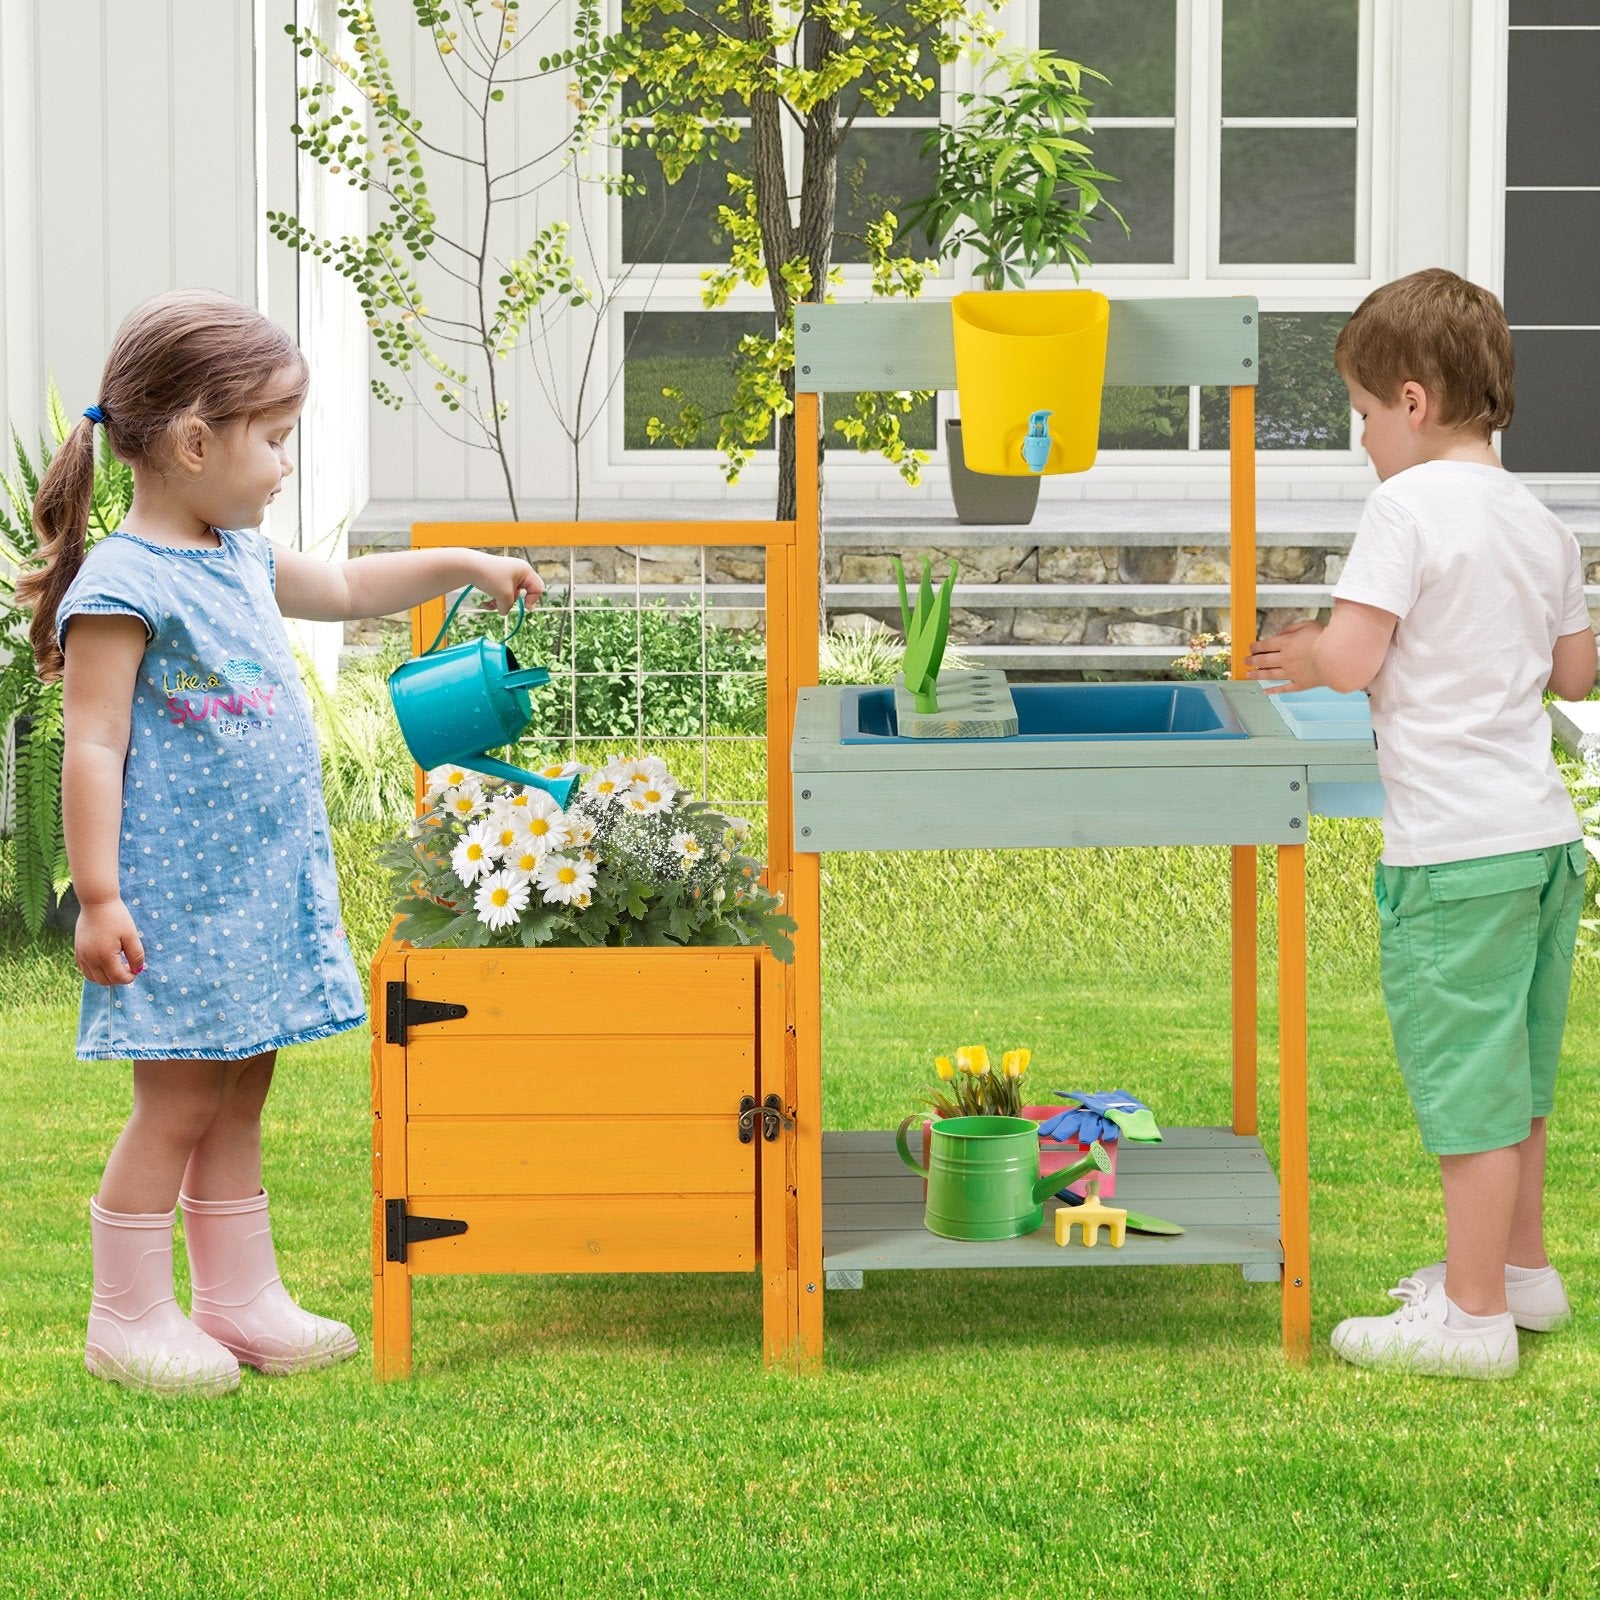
[899,48,1126,290]
[0,384,133,934]
[892,555,958,715]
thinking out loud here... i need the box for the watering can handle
[895,1115,928,1177]
[422,586,527,657]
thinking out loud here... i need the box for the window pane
[623,312,775,450]
[1222,0,1358,118]
[1198,312,1350,450]
[622,144,749,264]
[834,127,938,264]
[1038,0,1176,117]
[1220,129,1356,264]
[1099,385,1188,449]
[1078,127,1175,266]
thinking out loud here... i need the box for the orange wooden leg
[1278,843,1311,1361]
[372,940,414,1380]
[760,948,798,1365]
[1231,846,1259,1137]
[792,850,824,1371]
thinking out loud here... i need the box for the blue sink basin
[840,682,1246,743]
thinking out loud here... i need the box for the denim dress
[56,527,367,1060]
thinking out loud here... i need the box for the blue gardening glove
[1036,1094,1118,1145]
[1037,1089,1161,1146]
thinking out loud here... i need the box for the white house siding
[0,0,368,683]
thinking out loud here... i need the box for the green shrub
[459,593,767,738]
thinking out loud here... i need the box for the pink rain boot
[180,1188,357,1375]
[85,1198,241,1396]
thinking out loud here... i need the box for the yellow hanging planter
[950,289,1111,475]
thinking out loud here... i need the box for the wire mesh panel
[407,523,795,875]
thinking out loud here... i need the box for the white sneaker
[1331,1278,1518,1379]
[1403,1261,1570,1333]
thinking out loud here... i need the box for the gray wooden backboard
[793,297,1260,393]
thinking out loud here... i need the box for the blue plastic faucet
[1021,409,1054,474]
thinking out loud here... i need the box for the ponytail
[14,289,308,685]
[16,417,99,683]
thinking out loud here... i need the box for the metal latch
[385,980,468,1044]
[385,1199,468,1263]
[737,1093,795,1143]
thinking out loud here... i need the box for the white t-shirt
[1330,460,1589,866]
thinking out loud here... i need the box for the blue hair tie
[83,404,106,425]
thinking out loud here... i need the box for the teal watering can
[388,585,578,808]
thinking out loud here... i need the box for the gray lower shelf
[821,1126,1284,1277]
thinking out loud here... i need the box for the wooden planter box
[370,935,777,1378]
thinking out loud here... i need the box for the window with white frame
[614,0,1377,463]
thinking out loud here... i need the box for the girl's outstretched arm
[61,616,147,986]
[273,545,542,623]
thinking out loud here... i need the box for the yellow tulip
[934,1056,955,1082]
[955,1046,972,1074]
[1003,1048,1031,1078]
[965,1045,990,1076]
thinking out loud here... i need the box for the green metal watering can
[388,585,577,808]
[896,1115,1111,1241]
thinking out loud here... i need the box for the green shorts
[1375,841,1589,1155]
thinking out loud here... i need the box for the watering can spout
[1032,1139,1110,1203]
[1020,409,1054,474]
[467,755,579,809]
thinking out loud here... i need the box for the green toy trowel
[1054,1186,1185,1236]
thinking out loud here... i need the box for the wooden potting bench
[371,296,1364,1376]
[784,298,1331,1367]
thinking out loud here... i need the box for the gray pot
[945,420,1041,526]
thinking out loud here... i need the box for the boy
[1246,268,1596,1378]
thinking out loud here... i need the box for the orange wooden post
[761,474,801,1364]
[790,388,825,1369]
[1229,382,1259,1138]
[371,935,413,1380]
[1277,842,1312,1360]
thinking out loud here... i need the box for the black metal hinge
[738,1093,795,1144]
[385,980,468,1044]
[385,1199,468,1263]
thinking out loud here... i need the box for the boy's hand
[474,554,544,615]
[1245,620,1325,694]
[75,898,146,987]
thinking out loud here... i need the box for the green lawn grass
[3,828,1599,1598]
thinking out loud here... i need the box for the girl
[20,289,542,1395]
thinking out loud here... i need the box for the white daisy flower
[620,755,671,786]
[625,778,677,815]
[474,870,530,931]
[441,781,488,823]
[518,808,571,851]
[450,820,502,885]
[535,759,585,781]
[535,853,598,905]
[585,764,632,806]
[568,818,598,847]
[502,841,546,885]
[671,830,704,863]
[484,815,524,855]
[425,764,473,805]
[725,815,751,841]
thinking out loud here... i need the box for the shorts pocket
[1557,839,1591,959]
[1425,854,1546,987]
